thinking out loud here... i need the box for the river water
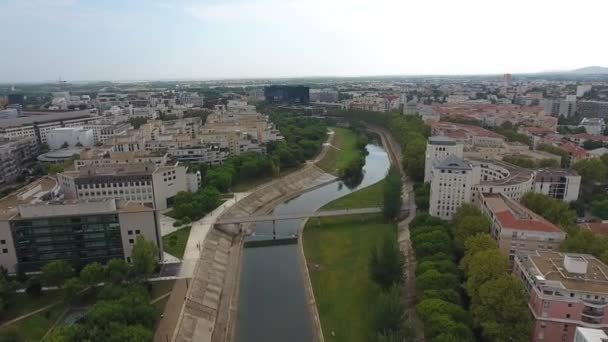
[234,144,391,342]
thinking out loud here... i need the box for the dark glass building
[264,86,310,105]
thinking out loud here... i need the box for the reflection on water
[234,144,390,342]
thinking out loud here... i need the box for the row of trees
[331,110,430,182]
[460,233,532,341]
[502,155,559,169]
[382,168,403,220]
[537,143,570,167]
[340,121,370,188]
[172,186,222,221]
[368,235,407,340]
[409,214,474,341]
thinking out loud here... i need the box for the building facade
[534,169,581,202]
[478,192,565,261]
[0,137,39,184]
[514,251,608,342]
[424,136,464,183]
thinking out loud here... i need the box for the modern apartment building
[58,162,188,210]
[478,192,565,261]
[429,155,475,219]
[264,85,310,105]
[534,169,581,202]
[424,136,464,183]
[0,110,97,143]
[0,177,161,273]
[514,251,608,342]
[429,155,535,219]
[0,137,39,184]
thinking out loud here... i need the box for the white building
[533,169,581,202]
[577,85,593,98]
[574,327,608,342]
[47,127,95,150]
[424,136,464,183]
[429,155,475,220]
[579,117,606,135]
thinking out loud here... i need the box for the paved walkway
[177,192,249,278]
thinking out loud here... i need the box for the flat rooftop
[472,158,535,186]
[520,250,608,294]
[0,110,93,128]
[0,177,59,219]
[481,192,562,233]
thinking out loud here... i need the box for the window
[568,303,573,307]
[135,230,140,234]
[128,230,133,235]
[129,239,134,244]
[566,314,570,318]
[2,249,7,254]
[0,240,5,244]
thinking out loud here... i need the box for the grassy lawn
[0,291,63,325]
[162,226,191,259]
[0,302,67,341]
[317,128,360,176]
[303,214,396,342]
[322,179,385,210]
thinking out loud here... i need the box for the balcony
[582,315,603,325]
[583,307,605,318]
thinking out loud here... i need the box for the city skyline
[2,0,608,83]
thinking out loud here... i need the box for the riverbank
[316,127,362,176]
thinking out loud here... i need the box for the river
[234,143,391,342]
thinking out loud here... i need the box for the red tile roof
[558,142,589,158]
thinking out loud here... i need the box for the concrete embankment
[172,164,333,342]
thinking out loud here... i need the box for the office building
[58,162,188,210]
[0,177,161,273]
[478,192,565,261]
[7,94,24,107]
[503,73,513,88]
[0,110,96,143]
[534,169,581,202]
[424,135,464,183]
[264,85,310,105]
[544,98,577,118]
[514,251,608,342]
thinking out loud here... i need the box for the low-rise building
[478,192,565,261]
[514,251,608,342]
[574,327,608,342]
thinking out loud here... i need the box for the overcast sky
[1,0,607,83]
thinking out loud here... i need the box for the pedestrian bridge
[214,207,385,225]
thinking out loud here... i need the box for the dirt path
[367,124,425,342]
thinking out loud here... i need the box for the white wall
[47,127,94,150]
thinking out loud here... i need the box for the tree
[369,235,404,290]
[591,199,608,219]
[42,260,74,288]
[106,258,128,284]
[452,213,490,251]
[573,159,608,184]
[25,277,42,298]
[411,228,452,259]
[80,262,104,289]
[521,192,577,228]
[382,168,402,220]
[0,326,22,342]
[459,233,497,273]
[369,286,405,336]
[465,249,510,301]
[472,275,532,342]
[416,269,460,294]
[402,136,426,181]
[131,236,159,279]
[538,158,559,168]
[414,183,430,211]
[63,277,82,300]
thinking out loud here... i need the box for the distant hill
[570,66,608,74]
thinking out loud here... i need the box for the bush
[25,277,42,298]
[172,220,182,227]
